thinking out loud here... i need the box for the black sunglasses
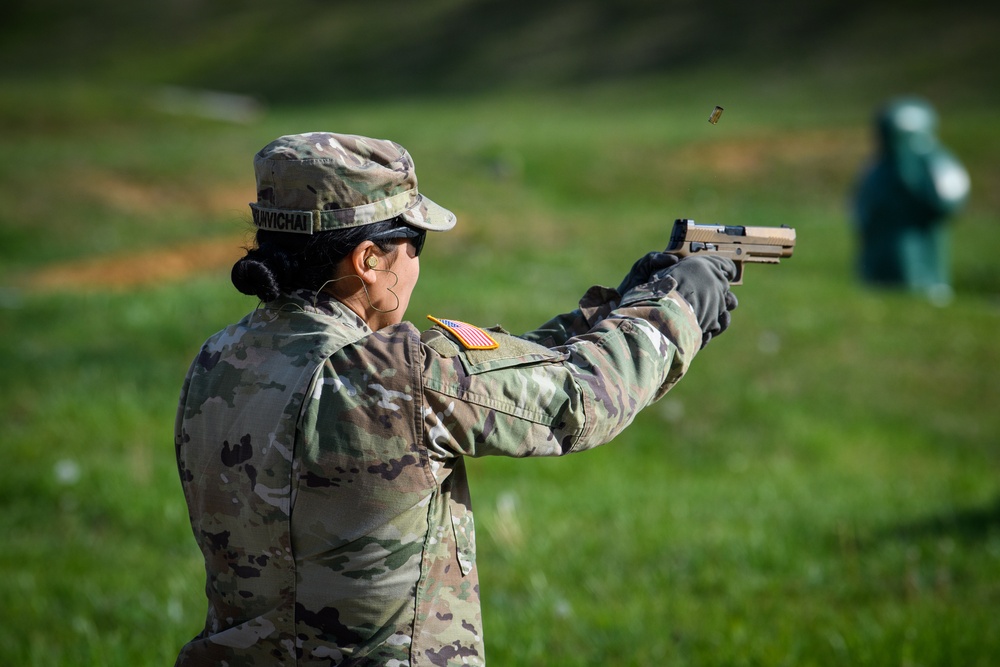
[408,230,426,257]
[371,226,426,257]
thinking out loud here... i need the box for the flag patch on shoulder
[427,316,499,350]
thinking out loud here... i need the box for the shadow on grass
[954,266,1000,299]
[880,495,1000,544]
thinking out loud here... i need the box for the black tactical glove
[617,251,681,296]
[656,255,739,348]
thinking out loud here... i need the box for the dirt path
[26,236,246,293]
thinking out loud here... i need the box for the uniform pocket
[460,331,567,375]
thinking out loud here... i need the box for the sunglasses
[408,230,426,257]
[371,226,426,257]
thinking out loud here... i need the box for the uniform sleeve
[420,277,702,459]
[518,285,622,347]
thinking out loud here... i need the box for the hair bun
[231,255,281,302]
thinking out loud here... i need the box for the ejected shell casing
[708,106,724,124]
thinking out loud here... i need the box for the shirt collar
[262,289,371,332]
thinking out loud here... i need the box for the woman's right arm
[420,275,703,460]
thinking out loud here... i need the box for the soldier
[174,132,738,666]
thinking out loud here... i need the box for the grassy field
[1,64,999,666]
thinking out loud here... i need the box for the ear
[349,241,380,285]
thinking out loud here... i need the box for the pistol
[665,218,796,285]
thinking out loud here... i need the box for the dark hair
[231,218,405,302]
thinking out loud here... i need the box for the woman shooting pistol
[174,132,738,666]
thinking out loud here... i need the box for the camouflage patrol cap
[250,132,457,235]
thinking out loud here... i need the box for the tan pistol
[666,218,796,285]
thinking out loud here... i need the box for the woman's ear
[349,241,380,284]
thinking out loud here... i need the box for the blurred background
[1,1,998,665]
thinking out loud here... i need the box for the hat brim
[399,194,457,232]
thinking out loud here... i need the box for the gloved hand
[656,255,739,348]
[617,251,681,296]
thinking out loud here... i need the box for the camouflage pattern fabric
[174,275,702,666]
[251,132,456,234]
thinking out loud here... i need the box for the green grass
[1,70,999,665]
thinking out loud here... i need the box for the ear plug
[366,256,378,268]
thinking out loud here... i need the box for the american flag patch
[427,316,499,350]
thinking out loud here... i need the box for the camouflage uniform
[175,277,701,666]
